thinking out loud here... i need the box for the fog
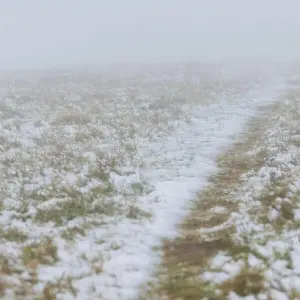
[0,0,300,69]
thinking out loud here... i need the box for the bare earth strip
[141,80,300,299]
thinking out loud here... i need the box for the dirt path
[140,83,300,299]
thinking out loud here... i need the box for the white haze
[0,0,300,69]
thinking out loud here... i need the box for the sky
[0,0,300,69]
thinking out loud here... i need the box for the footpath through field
[140,77,300,299]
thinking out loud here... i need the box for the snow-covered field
[0,63,294,299]
[142,71,300,300]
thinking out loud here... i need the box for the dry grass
[220,264,266,297]
[22,237,58,266]
[0,226,28,243]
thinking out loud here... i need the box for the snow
[49,75,285,299]
[0,64,293,299]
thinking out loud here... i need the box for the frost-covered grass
[0,64,288,299]
[145,79,300,299]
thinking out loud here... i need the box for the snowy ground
[0,63,291,299]
[218,81,300,300]
[142,72,300,299]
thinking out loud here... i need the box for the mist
[0,0,300,69]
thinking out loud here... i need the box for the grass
[220,264,266,297]
[61,226,86,241]
[35,197,93,225]
[0,255,12,275]
[22,237,58,266]
[39,275,78,300]
[254,181,298,232]
[127,204,152,219]
[0,226,28,243]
